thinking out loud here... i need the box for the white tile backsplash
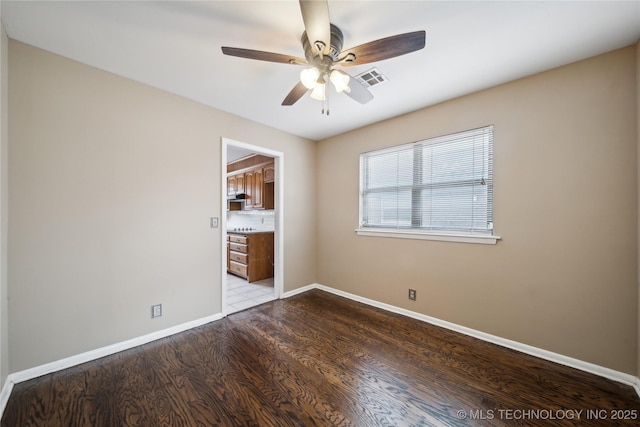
[227,210,275,231]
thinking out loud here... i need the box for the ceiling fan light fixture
[310,82,326,101]
[300,67,320,89]
[223,1,426,108]
[330,70,350,93]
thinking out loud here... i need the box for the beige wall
[6,38,639,377]
[317,46,638,374]
[8,40,316,372]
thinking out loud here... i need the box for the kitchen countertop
[227,230,274,235]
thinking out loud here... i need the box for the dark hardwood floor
[3,289,640,426]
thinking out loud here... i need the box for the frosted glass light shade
[330,70,350,93]
[300,67,320,89]
[310,83,326,100]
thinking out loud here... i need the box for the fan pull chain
[317,79,329,116]
[326,87,330,116]
[323,84,330,116]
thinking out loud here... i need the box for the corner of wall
[636,39,640,379]
[0,15,9,389]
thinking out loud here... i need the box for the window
[357,126,498,244]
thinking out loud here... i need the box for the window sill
[355,228,501,245]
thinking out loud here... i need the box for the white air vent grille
[355,68,388,88]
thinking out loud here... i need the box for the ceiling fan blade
[344,74,374,104]
[299,0,331,56]
[339,31,426,66]
[282,81,309,106]
[222,47,307,65]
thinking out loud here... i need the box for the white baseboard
[0,378,13,421]
[281,283,316,299]
[287,283,640,397]
[0,312,224,416]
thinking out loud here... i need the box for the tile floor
[226,273,276,314]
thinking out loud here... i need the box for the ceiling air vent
[355,68,388,88]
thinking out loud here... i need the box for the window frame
[356,126,500,245]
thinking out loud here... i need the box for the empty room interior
[0,0,640,425]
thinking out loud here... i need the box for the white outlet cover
[152,304,162,318]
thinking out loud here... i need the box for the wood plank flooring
[2,289,640,426]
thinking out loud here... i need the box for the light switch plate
[211,217,219,228]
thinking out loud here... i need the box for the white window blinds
[360,126,494,235]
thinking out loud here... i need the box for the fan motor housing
[302,23,344,65]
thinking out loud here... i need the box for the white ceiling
[227,144,264,162]
[2,1,639,141]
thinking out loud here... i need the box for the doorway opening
[221,138,284,315]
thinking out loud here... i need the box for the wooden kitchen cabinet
[227,173,245,196]
[264,164,275,183]
[235,174,244,194]
[244,170,254,209]
[227,175,236,196]
[227,232,274,282]
[243,168,264,209]
[226,235,230,270]
[226,155,275,210]
[252,168,264,209]
[263,162,275,210]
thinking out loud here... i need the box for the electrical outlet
[151,304,162,318]
[408,289,416,301]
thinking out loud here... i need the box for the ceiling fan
[221,0,425,110]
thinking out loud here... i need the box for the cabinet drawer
[229,251,247,264]
[229,235,247,244]
[229,261,247,277]
[229,242,247,253]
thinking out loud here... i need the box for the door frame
[221,137,284,316]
